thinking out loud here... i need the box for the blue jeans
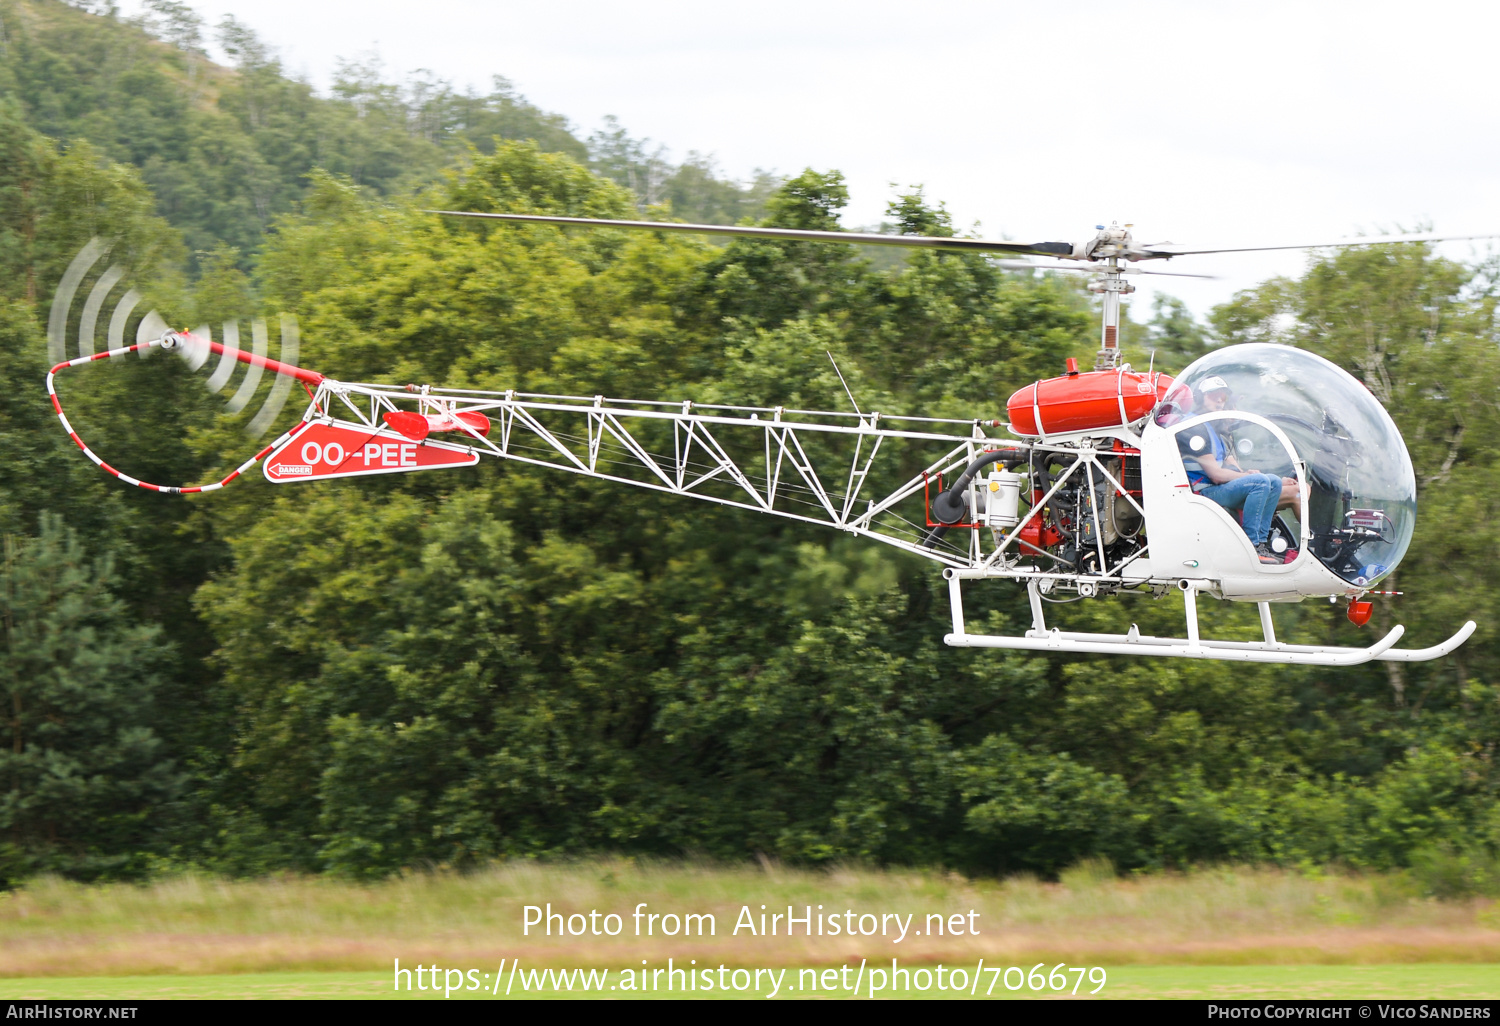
[1198,473,1281,546]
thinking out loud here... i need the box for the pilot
[1180,377,1294,565]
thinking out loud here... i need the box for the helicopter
[45,215,1494,667]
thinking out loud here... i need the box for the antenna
[826,350,862,416]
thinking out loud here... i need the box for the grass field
[2,861,1498,999]
[1,965,1498,1000]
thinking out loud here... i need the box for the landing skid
[943,574,1476,667]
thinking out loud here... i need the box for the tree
[588,116,778,221]
[0,515,178,881]
[9,10,1500,878]
[682,168,862,330]
[139,1,205,56]
[1140,293,1208,371]
[588,116,671,210]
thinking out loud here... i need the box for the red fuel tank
[1006,362,1174,437]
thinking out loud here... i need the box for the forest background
[2,0,1499,890]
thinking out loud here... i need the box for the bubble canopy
[1162,344,1416,586]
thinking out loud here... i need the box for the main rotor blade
[423,209,1076,258]
[1139,230,1500,259]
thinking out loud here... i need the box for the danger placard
[263,420,479,483]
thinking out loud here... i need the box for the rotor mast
[1087,223,1136,371]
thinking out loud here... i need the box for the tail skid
[944,574,1475,666]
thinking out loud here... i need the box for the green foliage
[587,115,778,224]
[886,185,955,238]
[1137,294,1209,369]
[0,2,1497,885]
[1408,839,1500,899]
[0,105,181,306]
[679,169,865,330]
[0,515,178,882]
[844,190,1091,411]
[962,736,1134,874]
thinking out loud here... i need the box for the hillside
[0,0,771,263]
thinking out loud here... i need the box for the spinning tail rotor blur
[46,237,303,441]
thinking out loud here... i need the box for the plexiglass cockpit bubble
[1156,343,1415,586]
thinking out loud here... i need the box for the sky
[124,0,1500,319]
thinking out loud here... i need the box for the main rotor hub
[1084,221,1136,260]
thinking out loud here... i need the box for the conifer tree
[0,515,178,881]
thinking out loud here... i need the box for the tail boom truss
[305,378,993,567]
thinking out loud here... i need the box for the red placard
[263,420,479,484]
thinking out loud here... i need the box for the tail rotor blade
[107,289,142,362]
[246,315,300,438]
[205,320,240,392]
[224,318,268,414]
[181,326,213,371]
[48,238,107,365]
[135,310,169,356]
[79,265,127,359]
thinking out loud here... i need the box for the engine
[1024,446,1144,581]
[923,442,1148,592]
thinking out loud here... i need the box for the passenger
[1215,423,1301,512]
[1179,377,1295,565]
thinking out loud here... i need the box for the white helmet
[1198,375,1231,395]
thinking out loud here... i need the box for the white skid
[944,574,1471,665]
[1370,620,1477,662]
[944,625,1405,666]
[985,621,1477,664]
